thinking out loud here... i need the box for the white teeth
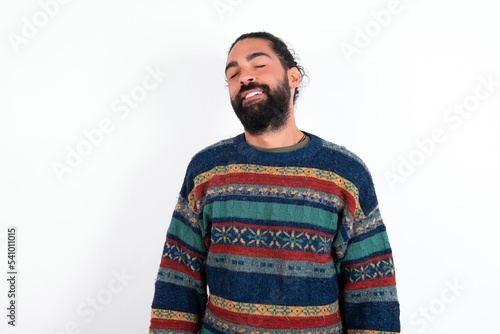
[245,91,263,99]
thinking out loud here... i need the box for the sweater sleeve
[333,167,400,333]
[149,170,208,333]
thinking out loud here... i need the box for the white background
[1,0,499,333]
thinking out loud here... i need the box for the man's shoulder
[310,133,370,172]
[311,134,378,209]
[192,135,239,160]
[185,134,242,175]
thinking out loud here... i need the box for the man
[149,32,400,333]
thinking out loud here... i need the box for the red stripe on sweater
[207,302,341,329]
[160,258,202,280]
[149,318,198,331]
[195,173,358,218]
[344,276,396,290]
[209,244,332,264]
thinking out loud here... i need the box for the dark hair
[228,32,307,104]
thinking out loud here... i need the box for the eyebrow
[225,52,272,74]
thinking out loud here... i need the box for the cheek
[228,85,239,100]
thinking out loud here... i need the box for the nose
[239,68,255,85]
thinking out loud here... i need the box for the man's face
[225,38,293,135]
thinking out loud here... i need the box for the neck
[244,108,303,149]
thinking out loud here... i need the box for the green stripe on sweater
[169,218,207,253]
[206,200,338,230]
[343,232,391,262]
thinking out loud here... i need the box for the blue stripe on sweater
[151,281,207,315]
[207,266,339,306]
[343,300,400,332]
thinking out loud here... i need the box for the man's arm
[333,168,400,333]
[149,179,208,333]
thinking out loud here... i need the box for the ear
[287,67,302,89]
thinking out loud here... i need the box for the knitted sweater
[149,133,400,334]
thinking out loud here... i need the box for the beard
[231,74,291,136]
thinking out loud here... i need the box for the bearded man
[149,32,400,334]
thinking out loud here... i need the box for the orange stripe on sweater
[343,253,393,268]
[165,237,207,259]
[207,301,341,329]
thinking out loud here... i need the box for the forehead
[226,38,277,64]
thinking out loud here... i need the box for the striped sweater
[150,132,400,334]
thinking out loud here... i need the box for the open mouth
[241,89,264,104]
[245,91,263,99]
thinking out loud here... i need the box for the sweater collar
[234,131,323,164]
